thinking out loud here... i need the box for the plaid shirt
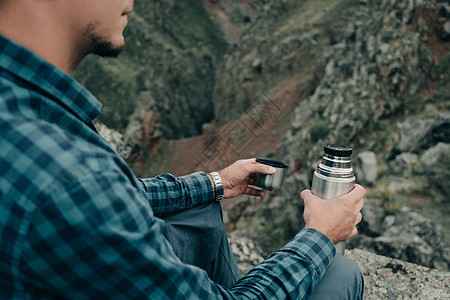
[0,34,335,299]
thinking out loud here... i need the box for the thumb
[300,189,315,205]
[247,158,277,175]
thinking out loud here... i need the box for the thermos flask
[311,144,355,255]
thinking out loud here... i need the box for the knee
[338,254,363,280]
[311,254,364,300]
[333,254,364,299]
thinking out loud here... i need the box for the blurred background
[74,0,449,272]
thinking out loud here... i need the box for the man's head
[0,0,134,73]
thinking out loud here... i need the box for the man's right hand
[300,185,365,244]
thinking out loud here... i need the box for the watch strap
[209,172,224,201]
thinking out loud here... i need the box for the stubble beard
[91,35,124,58]
[82,22,125,59]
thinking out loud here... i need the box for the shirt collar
[0,34,102,123]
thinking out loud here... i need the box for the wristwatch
[209,172,224,201]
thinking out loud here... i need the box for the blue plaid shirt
[0,34,335,299]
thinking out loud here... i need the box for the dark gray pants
[161,201,364,299]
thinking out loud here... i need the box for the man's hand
[216,158,276,199]
[300,185,365,244]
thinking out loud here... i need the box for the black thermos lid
[256,158,288,168]
[324,144,353,157]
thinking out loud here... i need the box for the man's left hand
[216,158,277,199]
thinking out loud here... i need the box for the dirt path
[162,79,303,176]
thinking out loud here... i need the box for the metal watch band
[209,172,224,201]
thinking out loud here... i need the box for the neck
[0,1,84,74]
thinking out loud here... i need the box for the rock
[443,21,450,37]
[386,177,423,193]
[228,237,450,299]
[358,198,385,237]
[228,235,265,275]
[350,207,450,271]
[346,249,450,300]
[421,142,450,167]
[95,122,139,160]
[252,58,263,73]
[432,111,450,143]
[394,119,434,153]
[388,152,419,175]
[355,151,378,185]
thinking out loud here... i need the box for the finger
[248,174,258,185]
[338,184,366,203]
[244,186,265,197]
[352,184,366,198]
[247,161,277,175]
[355,196,364,212]
[243,158,258,163]
[349,226,358,239]
[300,189,322,204]
[355,212,363,225]
[240,158,261,166]
[300,189,312,200]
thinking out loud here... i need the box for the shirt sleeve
[20,169,335,299]
[138,172,214,215]
[229,228,336,299]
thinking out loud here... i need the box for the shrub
[417,42,433,71]
[310,119,330,142]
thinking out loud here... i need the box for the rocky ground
[347,249,450,300]
[228,237,450,299]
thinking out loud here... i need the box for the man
[0,0,365,298]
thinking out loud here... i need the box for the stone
[356,151,378,185]
[358,198,385,237]
[444,21,450,37]
[351,207,450,271]
[395,119,434,153]
[228,238,450,299]
[95,122,139,160]
[346,249,450,300]
[228,235,265,275]
[386,178,421,192]
[421,142,450,167]
[389,152,419,175]
[432,111,450,143]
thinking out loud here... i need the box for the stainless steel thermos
[311,144,356,255]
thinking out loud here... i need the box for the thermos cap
[254,158,288,190]
[256,158,288,168]
[324,144,353,157]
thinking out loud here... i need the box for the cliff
[74,0,227,139]
[83,0,449,296]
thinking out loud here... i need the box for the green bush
[424,54,450,111]
[417,42,433,71]
[310,119,330,142]
[370,186,401,215]
[436,54,450,77]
